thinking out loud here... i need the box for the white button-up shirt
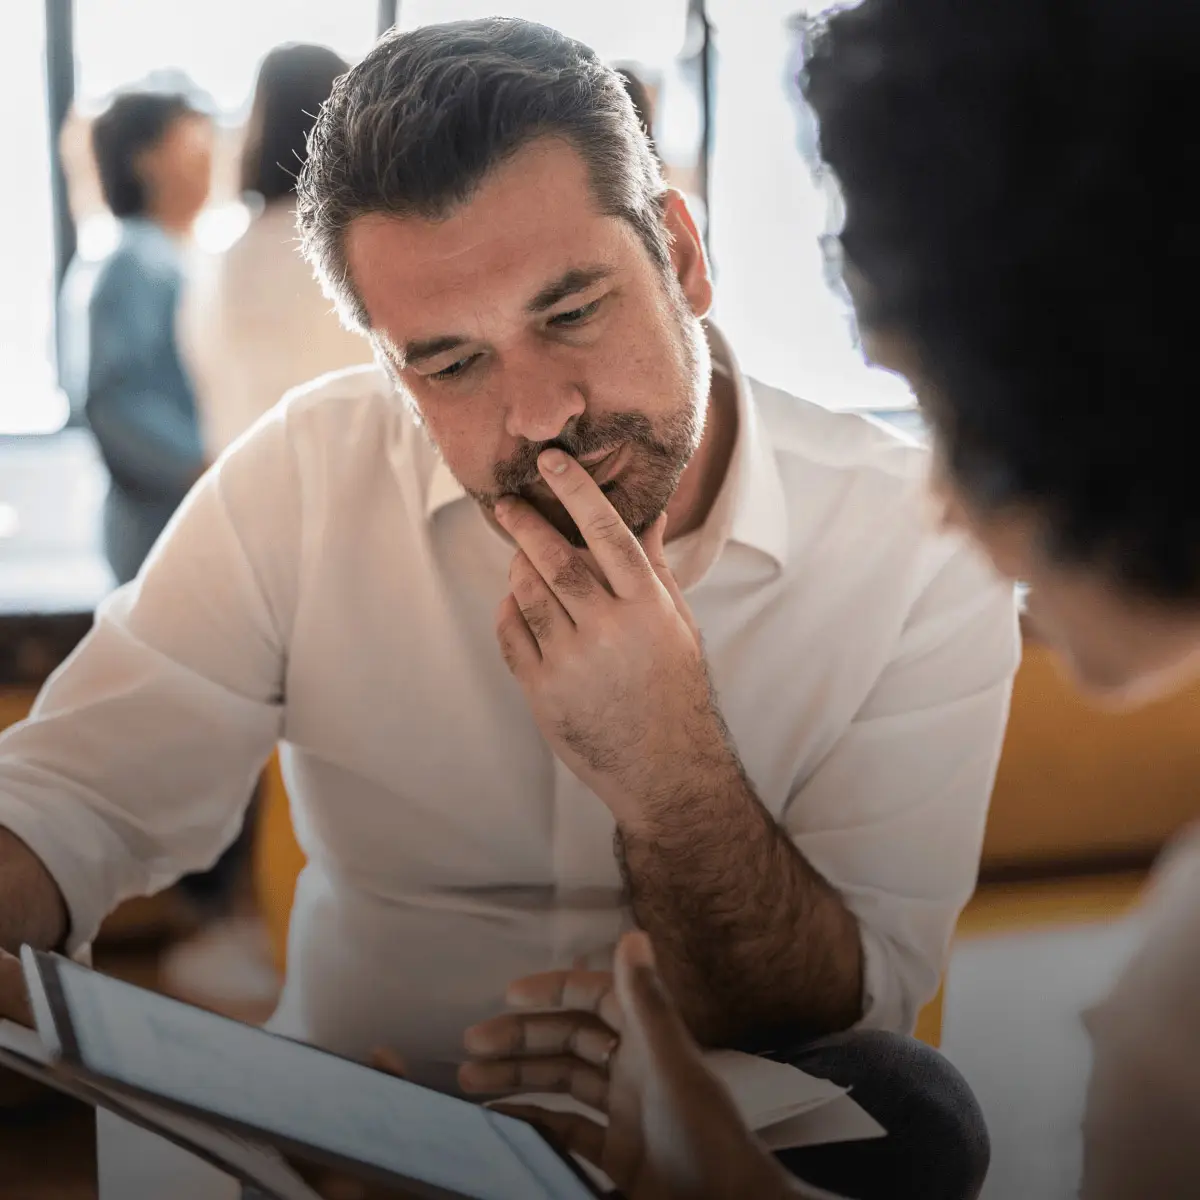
[0,330,1018,1081]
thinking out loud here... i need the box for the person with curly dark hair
[805,3,1200,1196]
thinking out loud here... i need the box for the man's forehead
[345,140,639,342]
[346,138,609,280]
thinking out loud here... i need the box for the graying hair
[296,17,670,331]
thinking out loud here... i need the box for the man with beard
[0,19,1015,1198]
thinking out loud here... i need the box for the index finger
[505,968,623,1031]
[537,450,656,600]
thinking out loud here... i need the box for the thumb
[614,932,698,1067]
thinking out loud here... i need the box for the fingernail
[505,981,534,1007]
[539,449,570,475]
[463,1026,486,1053]
[494,496,514,519]
[458,1063,486,1091]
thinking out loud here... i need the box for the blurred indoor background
[0,5,1194,1200]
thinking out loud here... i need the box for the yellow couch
[982,639,1200,874]
[0,690,34,743]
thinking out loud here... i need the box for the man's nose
[503,376,586,444]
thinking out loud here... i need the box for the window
[0,2,383,439]
[0,4,67,435]
[396,1,689,71]
[706,0,913,409]
[74,0,379,112]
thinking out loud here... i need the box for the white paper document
[499,1046,885,1195]
[505,1048,884,1149]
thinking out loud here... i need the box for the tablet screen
[50,959,595,1200]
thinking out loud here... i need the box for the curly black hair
[804,0,1200,601]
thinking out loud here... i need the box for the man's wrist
[0,828,69,954]
[613,741,749,839]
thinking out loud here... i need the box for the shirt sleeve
[0,408,300,953]
[782,540,1020,1033]
[85,252,206,500]
[1080,825,1200,1200]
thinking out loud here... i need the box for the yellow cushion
[253,754,306,975]
[983,638,1200,871]
[914,982,945,1047]
[0,688,37,733]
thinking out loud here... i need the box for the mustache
[491,412,659,495]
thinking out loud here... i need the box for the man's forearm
[616,759,863,1048]
[0,828,68,954]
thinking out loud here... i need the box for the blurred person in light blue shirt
[60,90,213,585]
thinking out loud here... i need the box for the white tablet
[21,948,603,1200]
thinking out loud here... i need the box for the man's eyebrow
[399,334,470,368]
[527,266,615,314]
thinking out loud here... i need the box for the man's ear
[661,189,713,319]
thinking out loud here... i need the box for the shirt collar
[709,324,790,569]
[422,322,790,569]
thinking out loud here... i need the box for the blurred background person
[58,89,213,586]
[179,43,371,459]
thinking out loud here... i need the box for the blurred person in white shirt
[0,20,1018,1199]
[179,43,372,459]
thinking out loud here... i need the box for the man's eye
[549,298,603,327]
[428,355,478,382]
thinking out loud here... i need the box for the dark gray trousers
[771,1029,989,1200]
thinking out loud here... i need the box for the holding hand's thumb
[615,931,695,1063]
